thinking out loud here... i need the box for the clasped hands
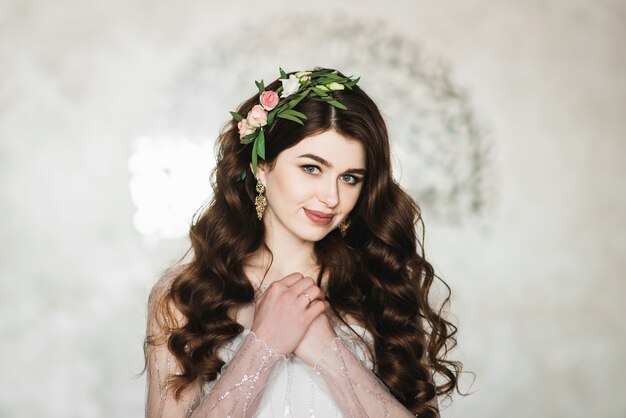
[250,272,337,367]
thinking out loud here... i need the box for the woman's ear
[250,161,268,186]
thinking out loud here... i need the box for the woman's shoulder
[148,264,188,302]
[146,266,187,338]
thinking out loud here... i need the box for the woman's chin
[295,227,333,243]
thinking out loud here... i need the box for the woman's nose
[318,178,339,208]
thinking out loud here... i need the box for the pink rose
[238,118,255,138]
[246,104,268,128]
[259,90,279,111]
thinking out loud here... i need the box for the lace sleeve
[313,336,416,418]
[146,331,286,418]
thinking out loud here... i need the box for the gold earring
[338,216,351,237]
[255,179,267,220]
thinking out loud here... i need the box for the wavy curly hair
[143,68,463,417]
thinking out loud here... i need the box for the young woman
[143,68,462,417]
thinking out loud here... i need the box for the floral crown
[230,67,360,181]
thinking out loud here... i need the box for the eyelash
[302,165,362,185]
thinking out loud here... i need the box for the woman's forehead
[282,131,366,168]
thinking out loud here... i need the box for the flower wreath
[230,68,360,181]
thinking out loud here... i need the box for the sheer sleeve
[145,336,201,417]
[145,275,286,418]
[189,331,286,417]
[313,336,417,418]
[146,330,286,418]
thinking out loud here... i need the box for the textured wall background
[1,0,624,417]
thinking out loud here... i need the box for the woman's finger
[288,276,317,296]
[276,272,305,287]
[296,285,327,311]
[305,299,330,320]
[296,290,314,308]
[304,286,324,302]
[256,273,310,307]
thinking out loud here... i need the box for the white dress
[212,323,374,417]
[145,321,418,417]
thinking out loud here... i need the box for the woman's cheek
[346,184,363,205]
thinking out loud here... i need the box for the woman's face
[257,130,366,243]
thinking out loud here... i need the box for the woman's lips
[304,208,335,225]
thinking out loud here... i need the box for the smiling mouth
[303,208,335,225]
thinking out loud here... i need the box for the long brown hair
[144,68,463,417]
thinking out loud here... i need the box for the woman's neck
[245,245,320,286]
[247,216,323,285]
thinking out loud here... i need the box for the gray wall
[1,1,624,417]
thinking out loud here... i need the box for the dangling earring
[338,216,351,237]
[255,179,267,220]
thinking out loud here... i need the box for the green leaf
[255,79,265,94]
[279,67,287,78]
[238,170,247,181]
[240,132,257,144]
[311,87,330,97]
[251,138,258,175]
[316,75,345,84]
[230,111,243,122]
[281,109,308,120]
[267,100,288,124]
[327,100,348,110]
[276,112,305,125]
[267,108,278,125]
[257,129,265,159]
[345,77,360,88]
[274,102,289,115]
[311,69,332,78]
[288,89,310,107]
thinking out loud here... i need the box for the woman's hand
[251,272,330,355]
[294,308,338,367]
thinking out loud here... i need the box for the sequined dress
[145,320,419,417]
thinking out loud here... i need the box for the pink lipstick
[304,208,334,225]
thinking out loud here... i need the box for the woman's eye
[340,174,358,184]
[303,165,320,174]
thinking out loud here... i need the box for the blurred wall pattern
[1,1,624,417]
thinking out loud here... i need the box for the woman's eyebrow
[297,153,367,175]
